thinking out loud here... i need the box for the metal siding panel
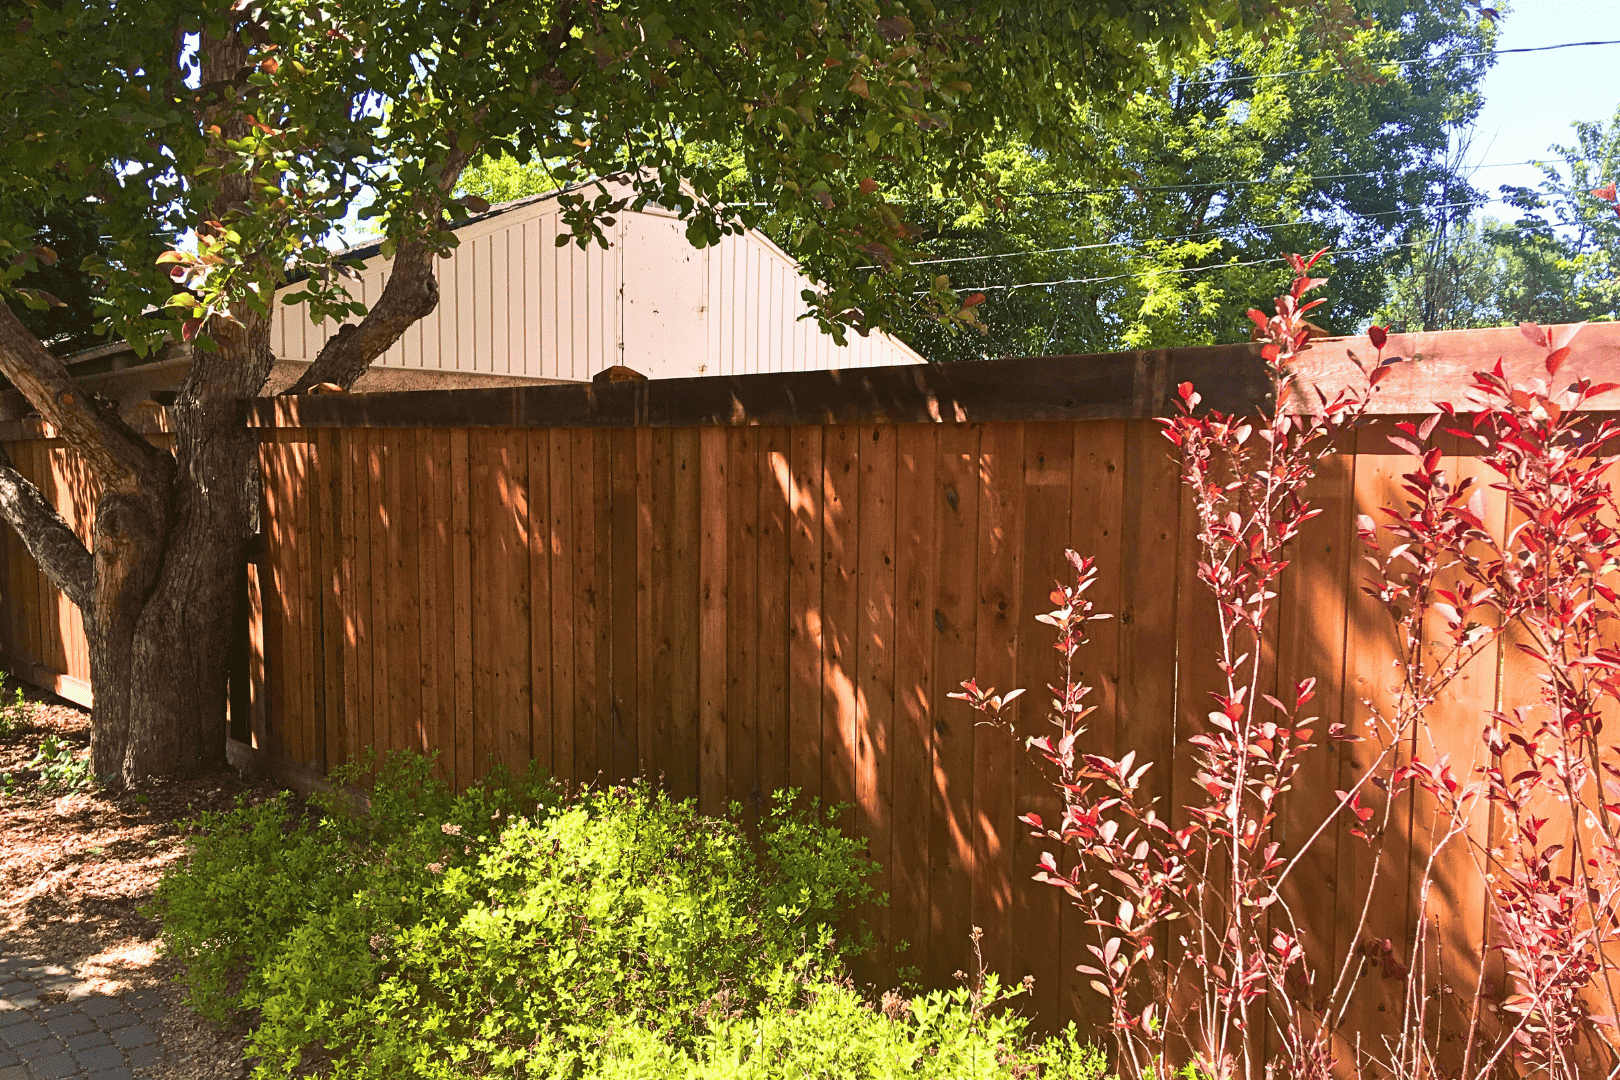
[493,229,507,372]
[775,261,788,373]
[570,228,587,382]
[748,241,762,375]
[439,248,457,371]
[522,219,537,376]
[540,215,558,379]
[706,237,721,377]
[615,215,627,371]
[621,211,707,379]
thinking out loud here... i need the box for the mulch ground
[0,679,274,1079]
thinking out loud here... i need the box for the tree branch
[0,301,172,497]
[0,442,93,611]
[284,135,482,395]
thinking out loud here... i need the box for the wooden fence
[5,323,1620,1057]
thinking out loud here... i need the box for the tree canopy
[0,0,1336,786]
[875,0,1497,360]
[1,0,1323,354]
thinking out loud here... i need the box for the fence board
[1336,423,1416,1053]
[698,427,728,815]
[319,428,345,771]
[528,430,554,777]
[857,423,898,960]
[758,427,791,812]
[667,428,701,799]
[571,428,603,783]
[632,427,654,781]
[928,423,981,988]
[1062,419,1127,1033]
[787,426,824,801]
[547,429,575,785]
[892,424,939,976]
[1270,449,1357,1065]
[610,426,640,781]
[1013,420,1075,1029]
[451,428,474,786]
[821,424,860,827]
[727,427,761,820]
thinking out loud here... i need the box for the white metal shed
[271,186,927,382]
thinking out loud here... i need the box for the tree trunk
[85,313,274,788]
[0,23,462,789]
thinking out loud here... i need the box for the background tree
[0,0,1319,788]
[870,0,1496,360]
[9,199,116,355]
[1374,105,1620,331]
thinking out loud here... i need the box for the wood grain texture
[856,423,898,963]
[970,421,1025,988]
[891,424,939,978]
[697,427,728,815]
[1011,420,1074,1030]
[9,398,1613,1042]
[727,426,761,821]
[1063,419,1127,1032]
[928,423,981,989]
[787,426,825,801]
[757,426,791,813]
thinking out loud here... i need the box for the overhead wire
[904,197,1491,267]
[932,210,1619,295]
[1176,38,1620,89]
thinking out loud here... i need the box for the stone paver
[0,954,180,1079]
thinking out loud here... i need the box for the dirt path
[0,682,268,1079]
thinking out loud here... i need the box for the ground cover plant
[957,210,1620,1080]
[157,752,1112,1079]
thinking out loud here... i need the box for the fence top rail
[239,321,1620,432]
[243,344,1272,431]
[0,323,1614,443]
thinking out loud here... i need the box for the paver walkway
[0,954,171,1080]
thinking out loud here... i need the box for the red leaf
[1550,321,1587,351]
[858,177,879,194]
[1546,346,1571,377]
[1518,321,1548,348]
[1367,325,1388,351]
[961,292,985,309]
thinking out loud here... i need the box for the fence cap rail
[4,323,1617,443]
[242,345,1273,430]
[240,321,1620,432]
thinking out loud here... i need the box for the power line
[1176,38,1620,88]
[903,183,1615,269]
[977,154,1612,200]
[938,213,1619,295]
[905,198,1491,267]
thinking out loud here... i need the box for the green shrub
[152,751,556,1026]
[591,964,1109,1080]
[152,751,877,1079]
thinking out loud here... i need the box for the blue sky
[1461,0,1620,210]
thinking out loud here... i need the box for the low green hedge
[152,751,1104,1080]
